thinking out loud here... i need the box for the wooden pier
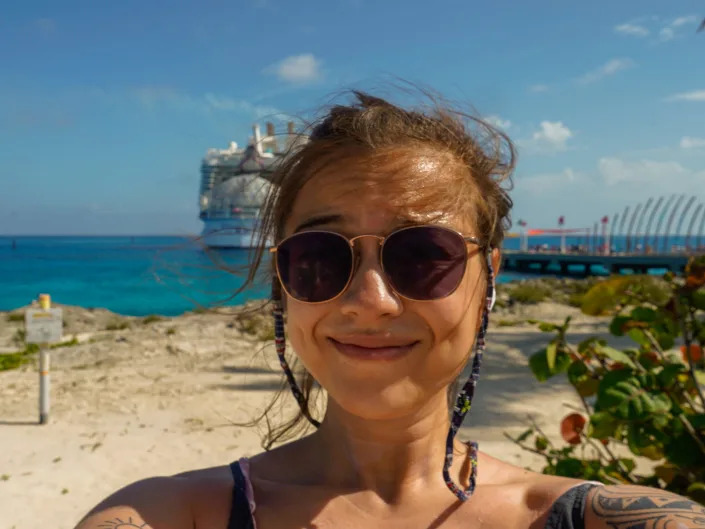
[501,251,691,276]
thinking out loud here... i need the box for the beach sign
[25,294,62,425]
[25,308,63,344]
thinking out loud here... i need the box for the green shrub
[507,256,705,503]
[105,320,130,331]
[142,314,164,325]
[0,344,39,372]
[497,319,524,327]
[12,329,26,346]
[509,283,550,304]
[6,313,24,322]
[51,337,79,349]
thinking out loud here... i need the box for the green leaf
[535,436,549,451]
[580,277,632,316]
[631,307,658,322]
[587,411,621,440]
[516,428,533,442]
[555,458,585,478]
[567,360,588,383]
[657,364,687,388]
[665,432,704,467]
[546,341,557,370]
[692,292,705,311]
[686,483,705,504]
[529,348,571,382]
[626,424,665,459]
[538,322,558,333]
[609,316,631,337]
[567,361,599,397]
[695,370,705,385]
[627,328,650,347]
[597,372,671,420]
[598,345,636,368]
[655,332,675,351]
[578,337,601,355]
[688,414,705,431]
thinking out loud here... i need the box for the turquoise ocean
[0,235,691,316]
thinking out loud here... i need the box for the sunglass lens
[277,232,353,302]
[383,227,467,300]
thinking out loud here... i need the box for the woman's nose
[338,237,403,318]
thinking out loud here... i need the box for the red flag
[518,219,527,227]
[601,216,609,224]
[558,216,565,226]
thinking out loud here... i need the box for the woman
[76,91,703,529]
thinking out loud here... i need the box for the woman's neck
[305,391,470,505]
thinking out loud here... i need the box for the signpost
[24,294,62,425]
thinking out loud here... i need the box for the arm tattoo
[96,518,152,529]
[590,486,705,528]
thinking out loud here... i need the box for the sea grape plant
[506,255,705,503]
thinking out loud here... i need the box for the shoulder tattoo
[590,485,705,528]
[95,518,152,529]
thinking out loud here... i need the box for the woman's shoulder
[74,464,236,529]
[476,452,595,526]
[479,454,705,529]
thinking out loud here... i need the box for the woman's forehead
[285,151,475,234]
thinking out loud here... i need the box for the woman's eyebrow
[293,214,344,233]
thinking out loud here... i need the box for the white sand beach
[1,301,611,529]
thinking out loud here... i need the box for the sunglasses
[270,225,483,303]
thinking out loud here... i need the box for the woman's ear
[491,247,501,279]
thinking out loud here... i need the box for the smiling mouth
[328,338,418,361]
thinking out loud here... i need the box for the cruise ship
[198,122,301,248]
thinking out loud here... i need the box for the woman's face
[281,153,490,421]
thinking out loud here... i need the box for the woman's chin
[324,384,433,423]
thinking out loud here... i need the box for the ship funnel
[287,121,295,135]
[253,124,263,155]
[266,122,275,137]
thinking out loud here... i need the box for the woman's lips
[329,338,418,360]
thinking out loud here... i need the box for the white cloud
[666,90,705,102]
[614,15,698,44]
[264,53,322,84]
[485,115,512,130]
[529,84,549,93]
[203,93,278,117]
[526,121,573,153]
[671,15,698,28]
[659,27,675,42]
[130,86,279,117]
[515,168,580,194]
[681,137,705,149]
[597,158,704,191]
[659,15,699,41]
[576,58,635,84]
[614,23,649,37]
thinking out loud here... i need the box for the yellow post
[38,294,51,424]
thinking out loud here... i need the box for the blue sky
[1,0,703,235]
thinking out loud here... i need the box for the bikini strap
[226,461,255,529]
[544,483,601,529]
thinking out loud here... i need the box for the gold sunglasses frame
[269,224,483,304]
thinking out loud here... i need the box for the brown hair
[240,89,515,449]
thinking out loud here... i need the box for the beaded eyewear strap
[270,254,495,502]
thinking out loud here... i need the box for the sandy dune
[0,302,610,529]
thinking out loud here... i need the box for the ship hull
[200,218,269,248]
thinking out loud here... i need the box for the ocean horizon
[0,234,689,317]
